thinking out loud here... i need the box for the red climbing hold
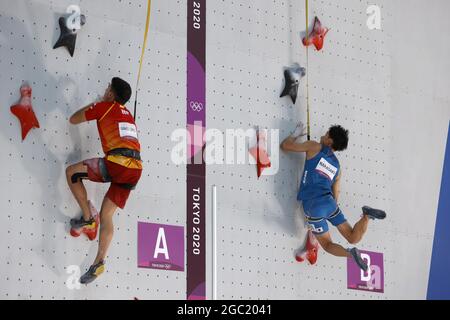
[302,16,329,51]
[249,130,271,178]
[295,230,319,265]
[10,84,40,141]
[70,201,100,241]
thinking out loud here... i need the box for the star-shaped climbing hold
[302,16,329,51]
[280,63,306,104]
[10,85,40,141]
[53,14,86,57]
[295,230,319,265]
[249,130,271,178]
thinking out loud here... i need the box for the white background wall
[207,0,450,300]
[0,0,449,300]
[0,0,186,299]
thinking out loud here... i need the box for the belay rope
[305,0,311,141]
[133,0,152,120]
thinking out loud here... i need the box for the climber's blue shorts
[301,194,347,235]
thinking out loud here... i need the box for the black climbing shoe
[80,260,105,285]
[362,206,386,220]
[70,216,95,228]
[349,248,368,272]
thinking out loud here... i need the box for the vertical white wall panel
[1,0,449,300]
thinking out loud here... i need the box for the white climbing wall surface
[206,0,450,300]
[1,0,449,299]
[0,0,186,299]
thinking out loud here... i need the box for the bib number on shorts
[307,223,324,234]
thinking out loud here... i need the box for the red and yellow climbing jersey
[85,101,142,170]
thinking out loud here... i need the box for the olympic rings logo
[190,101,203,112]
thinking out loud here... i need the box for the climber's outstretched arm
[69,103,94,125]
[281,138,320,153]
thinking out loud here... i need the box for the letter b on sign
[347,250,384,293]
[360,253,371,281]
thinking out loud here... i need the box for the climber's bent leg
[93,196,118,266]
[66,161,91,221]
[314,231,349,257]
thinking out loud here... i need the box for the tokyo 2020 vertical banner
[187,0,206,300]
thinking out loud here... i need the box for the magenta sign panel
[138,222,184,272]
[347,250,384,293]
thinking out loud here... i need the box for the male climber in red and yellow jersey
[66,77,142,284]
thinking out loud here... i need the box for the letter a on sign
[366,5,381,30]
[154,227,170,260]
[138,222,184,271]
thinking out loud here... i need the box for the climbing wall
[0,0,186,299]
[386,0,450,299]
[206,0,450,300]
[1,0,450,300]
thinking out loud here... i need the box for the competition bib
[315,157,337,181]
[118,122,138,139]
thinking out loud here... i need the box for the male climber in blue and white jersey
[281,123,386,271]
